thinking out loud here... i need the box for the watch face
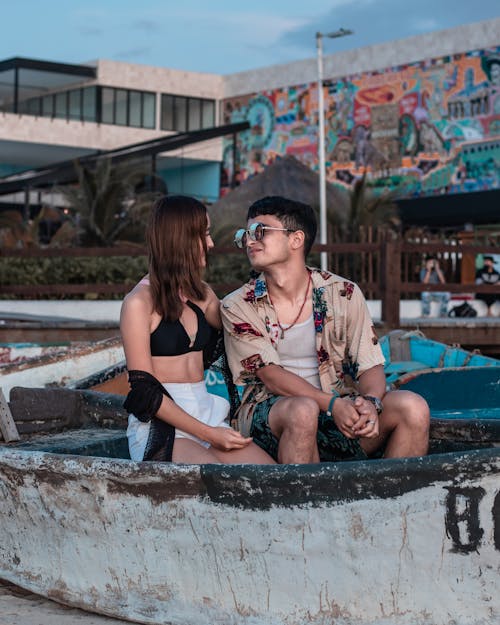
[364,395,383,414]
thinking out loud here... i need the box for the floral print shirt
[221,267,385,435]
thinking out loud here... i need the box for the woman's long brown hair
[147,195,208,321]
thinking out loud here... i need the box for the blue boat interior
[380,332,500,383]
[396,367,500,419]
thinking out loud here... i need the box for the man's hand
[331,397,368,439]
[205,427,253,451]
[351,395,380,438]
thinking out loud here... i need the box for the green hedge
[0,252,258,300]
[0,255,148,300]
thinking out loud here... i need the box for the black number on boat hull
[445,487,485,554]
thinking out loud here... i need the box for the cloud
[411,18,439,32]
[132,19,161,33]
[276,0,500,56]
[78,26,104,37]
[115,47,152,60]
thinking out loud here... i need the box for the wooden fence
[1,242,499,328]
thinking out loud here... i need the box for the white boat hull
[0,337,124,399]
[0,448,499,625]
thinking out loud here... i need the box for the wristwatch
[362,395,383,415]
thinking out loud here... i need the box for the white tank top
[276,314,321,389]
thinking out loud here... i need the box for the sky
[1,0,499,75]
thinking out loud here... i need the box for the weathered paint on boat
[0,341,70,365]
[0,337,124,399]
[380,330,500,384]
[0,388,499,625]
[1,447,499,625]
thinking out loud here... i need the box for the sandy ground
[0,579,131,625]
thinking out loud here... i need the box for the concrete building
[0,17,499,225]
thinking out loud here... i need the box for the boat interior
[1,386,499,461]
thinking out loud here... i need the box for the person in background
[120,194,274,465]
[420,255,450,317]
[475,255,500,317]
[221,196,429,465]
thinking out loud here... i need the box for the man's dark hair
[247,196,317,257]
[483,256,494,262]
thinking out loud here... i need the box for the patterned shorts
[250,395,368,463]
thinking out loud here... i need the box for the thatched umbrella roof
[209,156,348,238]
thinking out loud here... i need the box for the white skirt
[127,380,230,461]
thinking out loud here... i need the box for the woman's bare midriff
[151,351,205,384]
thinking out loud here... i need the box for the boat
[0,336,126,400]
[380,329,500,384]
[392,365,500,422]
[0,386,499,625]
[0,340,71,366]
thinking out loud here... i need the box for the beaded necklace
[267,271,312,339]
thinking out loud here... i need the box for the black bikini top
[150,301,213,357]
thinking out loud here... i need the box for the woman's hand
[205,427,253,451]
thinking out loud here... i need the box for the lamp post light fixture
[316,28,353,271]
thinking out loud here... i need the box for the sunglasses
[234,222,295,249]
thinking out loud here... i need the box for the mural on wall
[221,46,500,199]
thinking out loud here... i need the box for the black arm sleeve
[123,370,175,462]
[123,369,173,423]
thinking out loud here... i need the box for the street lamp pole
[316,28,353,271]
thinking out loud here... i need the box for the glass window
[161,94,174,130]
[19,97,41,115]
[143,92,156,129]
[129,91,142,127]
[54,92,67,119]
[188,98,201,131]
[202,99,215,128]
[115,89,128,126]
[174,96,187,131]
[0,69,15,112]
[82,87,96,121]
[42,94,54,118]
[101,87,114,124]
[68,89,81,120]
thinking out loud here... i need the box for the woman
[120,195,273,464]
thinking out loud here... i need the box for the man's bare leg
[360,390,430,458]
[268,396,320,463]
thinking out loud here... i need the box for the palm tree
[0,210,32,247]
[328,172,401,243]
[59,158,164,246]
[323,173,402,285]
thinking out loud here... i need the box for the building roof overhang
[0,121,250,195]
[0,57,96,79]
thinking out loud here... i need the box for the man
[221,196,429,464]
[475,255,499,317]
[420,255,450,317]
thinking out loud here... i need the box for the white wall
[0,298,493,325]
